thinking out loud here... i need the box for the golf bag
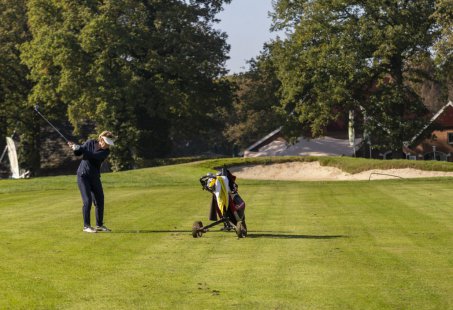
[193,166,247,238]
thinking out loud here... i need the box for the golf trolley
[192,167,247,238]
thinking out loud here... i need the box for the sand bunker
[229,161,453,181]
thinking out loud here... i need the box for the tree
[225,48,282,150]
[0,0,39,174]
[433,0,452,67]
[271,0,440,153]
[432,0,453,100]
[22,0,232,170]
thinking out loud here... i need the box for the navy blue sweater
[74,139,110,177]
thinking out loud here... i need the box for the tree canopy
[1,0,451,174]
[0,0,40,173]
[225,48,283,150]
[270,0,450,152]
[17,0,232,171]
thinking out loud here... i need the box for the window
[447,132,453,144]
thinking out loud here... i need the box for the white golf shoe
[83,226,97,233]
[96,225,111,232]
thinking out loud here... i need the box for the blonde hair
[98,130,114,142]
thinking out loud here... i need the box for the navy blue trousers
[77,175,104,227]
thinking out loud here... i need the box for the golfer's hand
[68,142,80,151]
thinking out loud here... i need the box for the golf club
[33,105,70,143]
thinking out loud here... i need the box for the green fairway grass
[0,158,452,309]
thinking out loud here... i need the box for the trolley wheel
[235,221,247,238]
[192,221,203,238]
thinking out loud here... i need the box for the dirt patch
[229,161,453,181]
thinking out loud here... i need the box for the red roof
[408,101,453,145]
[433,104,453,127]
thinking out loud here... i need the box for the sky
[216,0,281,74]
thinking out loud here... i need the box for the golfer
[68,131,115,233]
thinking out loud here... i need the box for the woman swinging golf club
[68,131,115,233]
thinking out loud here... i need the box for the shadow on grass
[112,229,346,239]
[246,233,346,239]
[112,230,192,234]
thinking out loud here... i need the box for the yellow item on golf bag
[214,176,229,216]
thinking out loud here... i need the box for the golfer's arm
[73,141,89,157]
[73,149,83,156]
[80,147,109,161]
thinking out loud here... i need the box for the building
[244,126,361,158]
[404,101,453,161]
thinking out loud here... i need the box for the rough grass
[0,157,452,309]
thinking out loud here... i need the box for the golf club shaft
[34,108,70,143]
[0,145,7,163]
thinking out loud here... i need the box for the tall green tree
[433,0,452,66]
[0,0,39,173]
[22,0,232,170]
[225,48,282,150]
[271,0,440,153]
[432,0,453,99]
